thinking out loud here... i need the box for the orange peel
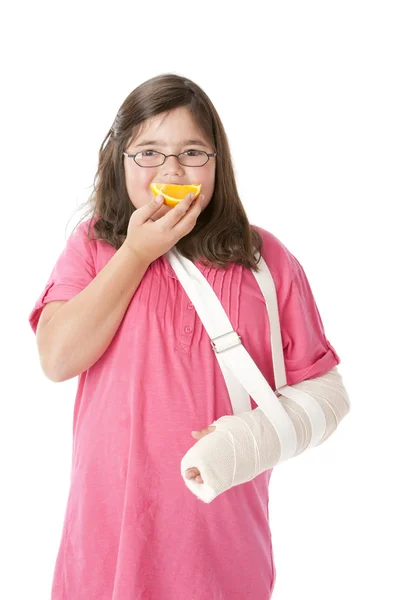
[150,183,202,207]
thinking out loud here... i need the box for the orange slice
[150,183,202,207]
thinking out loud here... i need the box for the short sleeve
[279,251,341,386]
[28,220,96,334]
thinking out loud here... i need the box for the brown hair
[72,73,263,271]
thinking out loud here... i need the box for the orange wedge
[150,183,202,207]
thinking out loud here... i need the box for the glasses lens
[178,151,208,166]
[135,152,164,167]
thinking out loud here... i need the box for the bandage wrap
[181,366,350,503]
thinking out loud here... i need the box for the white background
[1,1,399,598]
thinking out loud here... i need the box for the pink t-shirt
[29,219,340,600]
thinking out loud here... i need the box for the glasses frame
[122,150,217,168]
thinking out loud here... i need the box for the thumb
[152,194,165,207]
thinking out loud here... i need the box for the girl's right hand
[124,193,203,264]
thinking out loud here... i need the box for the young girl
[29,73,350,600]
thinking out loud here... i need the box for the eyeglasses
[122,150,217,168]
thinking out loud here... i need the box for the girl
[29,73,350,599]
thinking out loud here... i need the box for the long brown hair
[72,73,263,271]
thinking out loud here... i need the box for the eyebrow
[133,139,208,148]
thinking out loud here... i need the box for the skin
[123,106,218,484]
[187,426,217,483]
[123,105,216,221]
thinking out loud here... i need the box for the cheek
[189,168,215,195]
[125,169,156,207]
[126,168,154,190]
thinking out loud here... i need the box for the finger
[186,468,200,479]
[185,469,203,484]
[134,195,165,224]
[162,193,203,229]
[191,426,216,439]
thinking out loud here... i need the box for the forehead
[131,107,207,144]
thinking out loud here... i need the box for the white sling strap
[165,246,327,460]
[251,256,327,448]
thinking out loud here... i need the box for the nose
[161,154,185,176]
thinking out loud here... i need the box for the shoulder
[69,216,98,242]
[251,224,300,283]
[67,216,113,266]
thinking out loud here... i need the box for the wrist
[120,241,151,271]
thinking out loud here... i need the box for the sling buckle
[210,330,242,354]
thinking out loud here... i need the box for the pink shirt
[29,219,340,600]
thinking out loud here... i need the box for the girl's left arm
[181,365,351,503]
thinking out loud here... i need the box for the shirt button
[187,303,194,310]
[184,326,192,334]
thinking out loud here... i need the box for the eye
[182,149,202,157]
[140,150,160,157]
